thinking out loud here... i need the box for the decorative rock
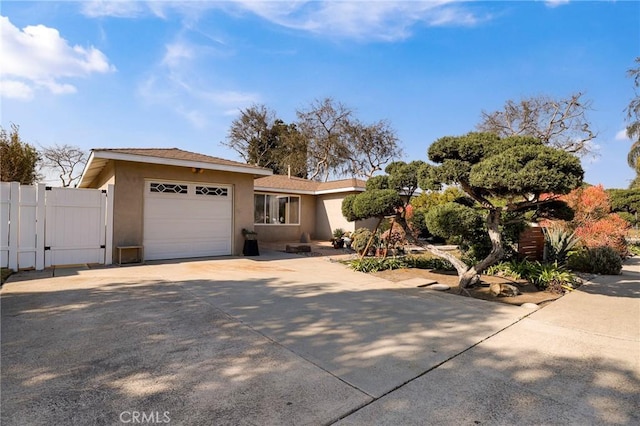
[395,278,437,288]
[489,282,521,297]
[520,302,540,310]
[285,245,311,253]
[426,283,450,291]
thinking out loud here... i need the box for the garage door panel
[143,181,233,260]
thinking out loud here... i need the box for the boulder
[489,282,521,297]
[426,283,450,291]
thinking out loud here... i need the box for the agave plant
[543,226,581,265]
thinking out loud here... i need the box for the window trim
[254,192,301,225]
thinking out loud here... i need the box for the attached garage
[143,181,233,260]
[78,148,272,261]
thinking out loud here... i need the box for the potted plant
[242,229,259,256]
[331,228,345,249]
[343,231,353,249]
[242,228,258,240]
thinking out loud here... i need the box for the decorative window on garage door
[150,182,188,194]
[195,186,228,196]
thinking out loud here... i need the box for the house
[78,148,375,263]
[253,175,377,242]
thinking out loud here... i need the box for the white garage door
[143,181,233,260]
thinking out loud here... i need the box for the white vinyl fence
[0,182,114,271]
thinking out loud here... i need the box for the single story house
[254,175,378,242]
[78,148,375,262]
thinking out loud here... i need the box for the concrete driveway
[2,251,638,425]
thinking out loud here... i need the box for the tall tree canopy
[223,104,307,177]
[343,132,584,290]
[41,144,87,187]
[296,97,353,181]
[625,57,640,186]
[477,92,596,156]
[0,124,41,184]
[224,98,403,181]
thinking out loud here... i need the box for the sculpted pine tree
[343,133,584,291]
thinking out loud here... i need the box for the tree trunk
[394,207,505,292]
[360,217,383,260]
[458,208,505,289]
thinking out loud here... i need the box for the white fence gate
[0,182,114,271]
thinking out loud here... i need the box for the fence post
[104,184,114,265]
[35,183,45,270]
[8,182,19,271]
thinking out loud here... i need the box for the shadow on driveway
[2,257,638,425]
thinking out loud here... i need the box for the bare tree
[41,144,87,187]
[478,92,596,156]
[343,119,403,178]
[296,97,353,181]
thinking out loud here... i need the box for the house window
[254,194,300,225]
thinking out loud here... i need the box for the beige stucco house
[79,148,375,262]
[254,175,377,242]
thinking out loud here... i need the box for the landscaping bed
[372,267,565,306]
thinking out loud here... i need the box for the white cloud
[80,1,485,42]
[0,80,35,100]
[0,16,115,100]
[80,0,146,18]
[233,1,482,41]
[137,40,260,128]
[615,129,630,141]
[544,0,571,8]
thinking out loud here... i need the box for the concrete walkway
[1,251,638,425]
[340,257,640,425]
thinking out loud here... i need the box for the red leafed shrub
[560,185,630,256]
[574,214,629,256]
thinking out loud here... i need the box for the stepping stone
[520,302,540,310]
[425,283,450,291]
[395,278,438,288]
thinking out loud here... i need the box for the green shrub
[543,226,580,264]
[352,189,403,220]
[405,255,455,271]
[351,228,376,255]
[348,257,404,273]
[486,259,576,293]
[568,246,622,275]
[527,261,576,292]
[485,260,533,280]
[629,242,640,257]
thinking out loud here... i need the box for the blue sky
[1,1,639,188]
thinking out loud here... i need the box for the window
[195,186,228,196]
[254,194,300,225]
[150,182,188,194]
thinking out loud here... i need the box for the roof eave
[79,150,272,188]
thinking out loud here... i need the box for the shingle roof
[254,175,366,194]
[79,147,272,188]
[92,148,267,170]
